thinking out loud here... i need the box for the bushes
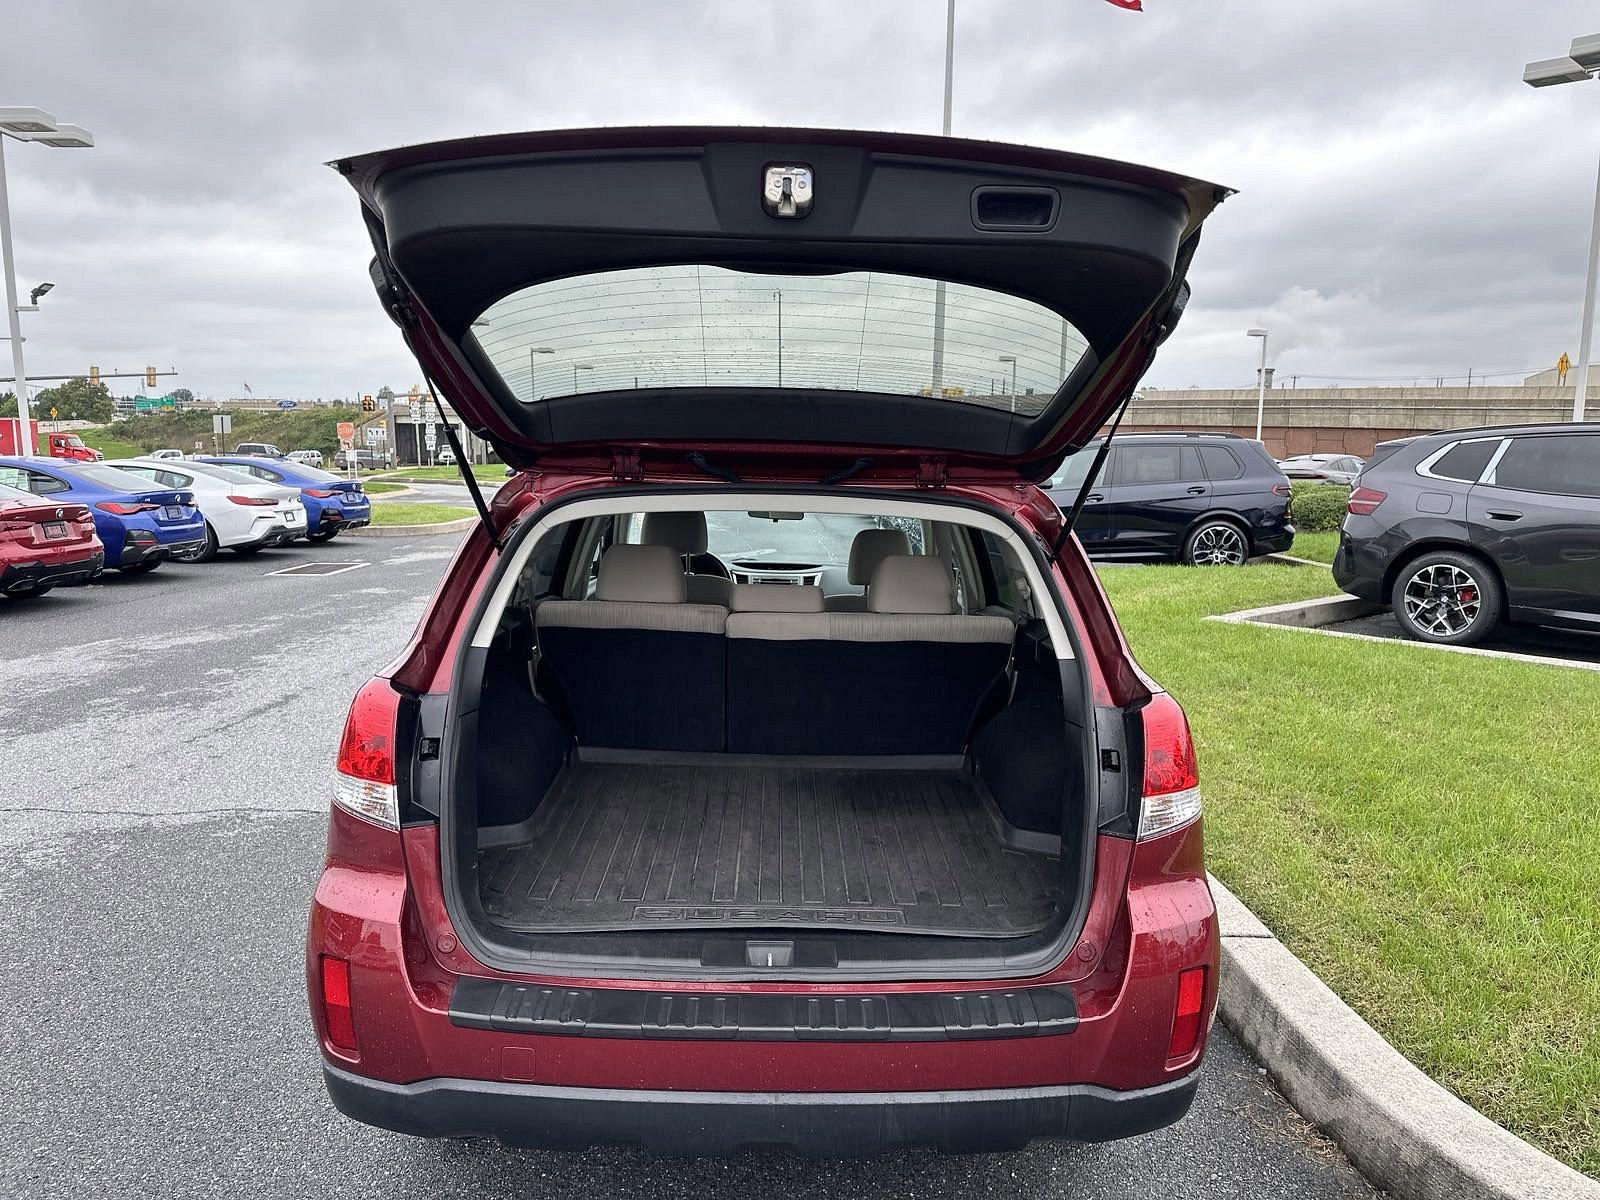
[108,406,363,459]
[1289,481,1350,532]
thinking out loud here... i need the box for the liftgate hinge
[917,457,948,488]
[611,449,643,482]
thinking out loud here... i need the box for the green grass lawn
[360,482,408,496]
[367,503,474,526]
[1097,563,1599,1176]
[77,427,142,460]
[1288,530,1340,564]
[367,464,503,485]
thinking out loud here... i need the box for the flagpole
[930,0,955,396]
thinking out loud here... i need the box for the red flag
[1104,0,1142,8]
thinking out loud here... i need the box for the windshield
[0,481,37,504]
[63,464,179,491]
[471,265,1087,417]
[625,510,924,568]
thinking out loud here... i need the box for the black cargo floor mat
[478,761,1059,936]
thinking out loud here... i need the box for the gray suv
[1333,423,1600,644]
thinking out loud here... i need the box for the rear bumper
[321,1062,1201,1155]
[0,549,105,592]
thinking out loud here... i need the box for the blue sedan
[199,457,372,541]
[0,458,205,572]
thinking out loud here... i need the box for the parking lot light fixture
[1523,34,1600,421]
[1247,329,1269,442]
[572,362,592,393]
[997,354,1018,413]
[0,109,95,458]
[527,346,555,403]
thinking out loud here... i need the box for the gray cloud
[7,0,1599,399]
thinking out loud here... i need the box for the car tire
[1182,519,1249,566]
[307,529,339,543]
[185,523,220,564]
[231,544,264,557]
[119,561,160,575]
[1389,549,1502,646]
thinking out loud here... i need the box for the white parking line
[264,562,370,578]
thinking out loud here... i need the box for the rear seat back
[641,511,732,607]
[727,555,1016,755]
[535,544,726,751]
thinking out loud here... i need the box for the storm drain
[265,561,370,577]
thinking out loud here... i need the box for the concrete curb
[1210,873,1599,1200]
[343,515,476,539]
[1265,551,1334,567]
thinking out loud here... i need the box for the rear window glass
[1200,445,1245,480]
[1114,444,1202,485]
[1491,434,1600,498]
[1429,440,1498,482]
[469,265,1089,417]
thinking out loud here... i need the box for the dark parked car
[1045,433,1294,565]
[308,126,1225,1156]
[1333,423,1600,645]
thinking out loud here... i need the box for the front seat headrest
[847,527,912,585]
[641,511,709,556]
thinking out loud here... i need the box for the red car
[309,127,1225,1154]
[0,481,104,598]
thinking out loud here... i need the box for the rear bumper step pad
[449,977,1077,1042]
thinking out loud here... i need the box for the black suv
[1333,423,1600,644]
[1046,432,1294,564]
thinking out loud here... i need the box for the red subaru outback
[308,127,1226,1154]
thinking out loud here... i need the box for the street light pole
[0,139,29,456]
[1247,329,1269,443]
[929,0,955,396]
[997,354,1018,414]
[0,109,93,457]
[1524,34,1600,421]
[1569,153,1600,421]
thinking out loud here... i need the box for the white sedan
[105,458,308,562]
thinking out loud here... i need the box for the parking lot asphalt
[1329,609,1600,665]
[0,534,1377,1198]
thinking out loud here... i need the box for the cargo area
[477,757,1060,938]
[445,500,1100,976]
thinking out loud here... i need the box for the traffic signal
[145,366,157,388]
[361,394,375,412]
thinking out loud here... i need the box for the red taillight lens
[333,678,402,828]
[1167,966,1207,1060]
[1139,693,1202,841]
[95,501,159,515]
[320,956,358,1052]
[1347,486,1387,516]
[1270,482,1293,497]
[227,495,276,506]
[305,488,339,498]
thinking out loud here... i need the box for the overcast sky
[7,0,1600,400]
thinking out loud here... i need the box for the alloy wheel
[1401,563,1481,637]
[1190,524,1247,565]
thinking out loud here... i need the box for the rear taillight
[1138,692,1202,841]
[319,956,358,1053]
[1167,966,1207,1060]
[304,488,339,498]
[1347,486,1387,516]
[1270,482,1293,497]
[333,678,401,829]
[227,495,276,506]
[95,501,159,515]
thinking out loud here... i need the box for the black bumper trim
[0,550,105,592]
[323,1064,1200,1154]
[449,976,1077,1042]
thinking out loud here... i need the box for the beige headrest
[847,528,912,585]
[730,583,825,613]
[867,555,955,615]
[595,543,687,604]
[640,511,709,555]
